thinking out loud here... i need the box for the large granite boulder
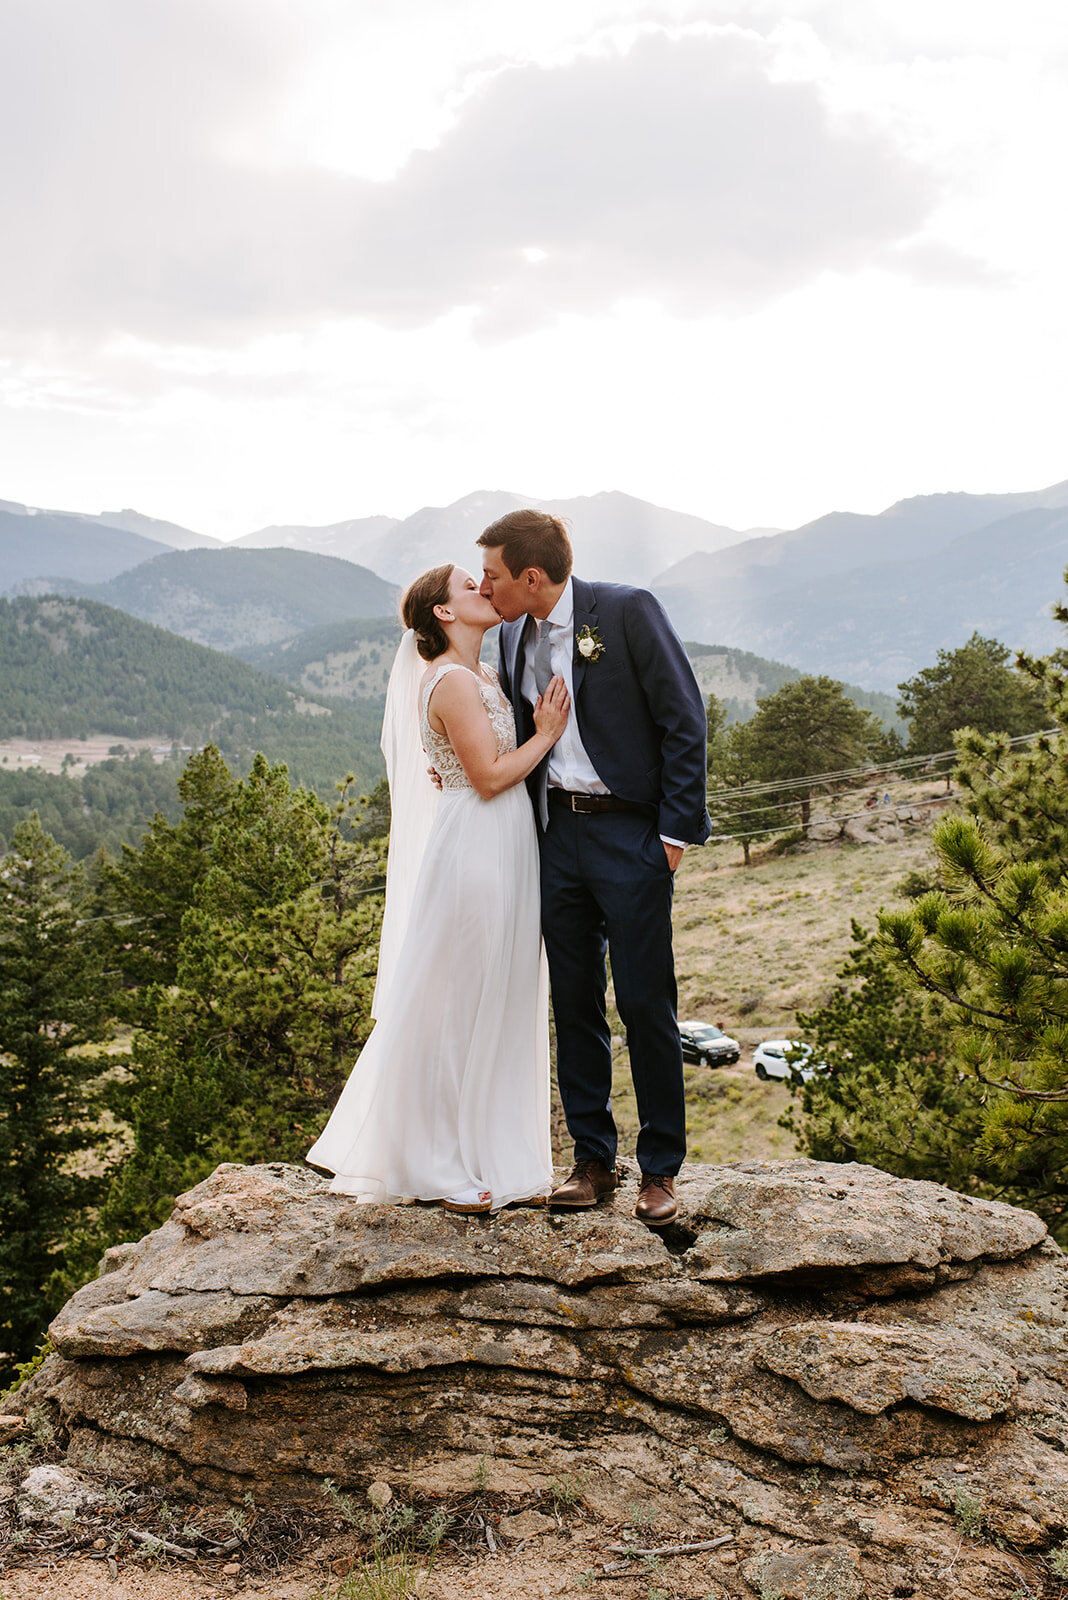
[16,1159,1068,1599]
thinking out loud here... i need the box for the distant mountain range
[1,490,748,592]
[231,490,746,587]
[353,490,745,586]
[51,548,398,654]
[77,507,225,550]
[4,480,1068,689]
[1,504,174,588]
[231,515,399,564]
[652,481,1068,688]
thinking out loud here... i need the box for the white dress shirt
[520,579,685,851]
[520,578,608,795]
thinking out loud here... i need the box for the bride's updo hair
[401,563,455,660]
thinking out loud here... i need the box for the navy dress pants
[539,806,686,1177]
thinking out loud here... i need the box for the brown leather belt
[548,788,651,816]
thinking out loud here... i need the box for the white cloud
[1,0,1066,538]
[0,10,941,346]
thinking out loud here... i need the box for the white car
[753,1039,826,1083]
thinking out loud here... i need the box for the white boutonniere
[576,625,606,663]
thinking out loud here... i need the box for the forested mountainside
[0,595,385,805]
[238,616,403,698]
[684,642,901,729]
[0,751,183,861]
[56,546,398,653]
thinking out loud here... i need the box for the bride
[307,562,570,1213]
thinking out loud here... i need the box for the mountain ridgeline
[652,483,1068,689]
[0,504,173,589]
[4,477,1068,694]
[53,546,398,654]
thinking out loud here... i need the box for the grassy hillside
[0,594,386,810]
[61,546,398,653]
[592,788,943,1170]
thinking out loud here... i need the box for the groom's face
[479,547,534,623]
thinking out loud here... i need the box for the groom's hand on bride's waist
[427,765,443,791]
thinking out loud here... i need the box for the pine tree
[897,632,1047,756]
[740,676,885,826]
[783,925,990,1192]
[705,691,729,776]
[0,816,110,1379]
[708,720,796,867]
[878,602,1068,1235]
[96,756,385,1248]
[96,744,238,1005]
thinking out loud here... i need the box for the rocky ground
[5,1158,1068,1599]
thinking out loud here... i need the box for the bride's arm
[428,672,569,800]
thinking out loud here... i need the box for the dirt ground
[0,1522,743,1600]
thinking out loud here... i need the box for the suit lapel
[570,576,597,699]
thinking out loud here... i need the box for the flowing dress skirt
[307,781,552,1206]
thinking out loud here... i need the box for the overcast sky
[1,0,1066,539]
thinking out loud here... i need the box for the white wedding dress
[307,658,553,1206]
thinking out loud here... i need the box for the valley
[0,735,178,779]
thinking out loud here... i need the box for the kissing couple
[307,509,711,1227]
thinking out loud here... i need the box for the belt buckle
[571,793,582,813]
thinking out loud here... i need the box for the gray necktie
[534,619,554,695]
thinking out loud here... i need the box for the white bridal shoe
[441,1186,493,1214]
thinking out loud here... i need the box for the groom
[477,509,711,1226]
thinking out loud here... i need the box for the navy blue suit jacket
[497,578,712,846]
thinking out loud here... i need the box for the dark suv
[679,1021,741,1067]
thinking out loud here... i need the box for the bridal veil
[372,628,438,1017]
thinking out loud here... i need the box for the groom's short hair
[477,509,573,584]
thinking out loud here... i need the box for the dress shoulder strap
[421,662,479,703]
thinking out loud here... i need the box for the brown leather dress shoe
[549,1158,619,1208]
[635,1173,677,1227]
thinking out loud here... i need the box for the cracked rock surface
[16,1159,1068,1599]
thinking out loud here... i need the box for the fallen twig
[208,1534,244,1554]
[597,1534,734,1576]
[125,1528,201,1562]
[604,1534,733,1562]
[475,1513,497,1555]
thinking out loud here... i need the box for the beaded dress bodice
[420,663,516,790]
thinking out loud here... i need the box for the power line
[707,774,956,829]
[706,726,1056,805]
[709,791,956,844]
